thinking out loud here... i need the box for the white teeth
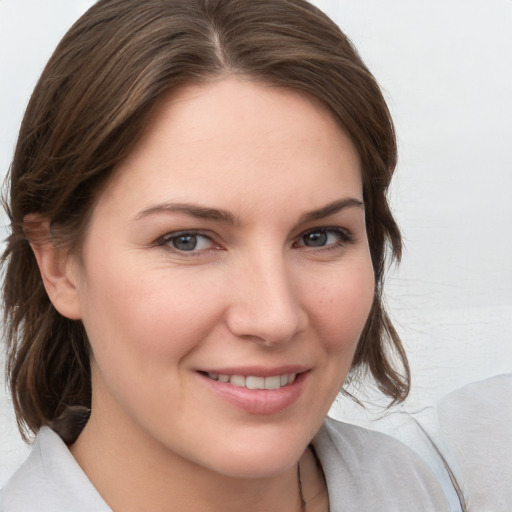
[246,376,265,389]
[206,372,297,389]
[230,375,246,387]
[265,375,281,389]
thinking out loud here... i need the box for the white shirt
[0,417,450,511]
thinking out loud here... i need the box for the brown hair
[2,0,408,441]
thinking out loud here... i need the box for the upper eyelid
[160,229,214,239]
[157,230,217,247]
[300,226,350,234]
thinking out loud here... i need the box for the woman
[1,0,450,510]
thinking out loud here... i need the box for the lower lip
[199,372,308,415]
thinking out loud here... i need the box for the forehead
[98,77,362,220]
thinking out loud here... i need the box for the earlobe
[24,214,82,320]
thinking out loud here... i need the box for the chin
[194,426,314,479]
[210,450,301,480]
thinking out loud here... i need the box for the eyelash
[157,227,353,255]
[293,227,353,250]
[157,230,220,254]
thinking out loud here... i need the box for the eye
[159,231,217,253]
[295,227,352,249]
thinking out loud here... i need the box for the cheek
[79,262,222,368]
[304,258,375,350]
[79,267,225,422]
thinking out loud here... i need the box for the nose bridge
[226,249,305,344]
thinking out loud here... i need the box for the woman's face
[71,77,374,477]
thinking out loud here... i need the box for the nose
[225,253,308,345]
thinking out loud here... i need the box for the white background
[1,0,511,486]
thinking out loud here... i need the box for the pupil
[304,231,327,247]
[173,235,197,251]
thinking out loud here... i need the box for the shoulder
[0,427,110,512]
[316,415,424,464]
[312,417,451,512]
[1,428,50,512]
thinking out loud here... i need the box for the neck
[70,408,304,512]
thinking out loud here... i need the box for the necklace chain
[298,457,306,511]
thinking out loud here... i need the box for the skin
[34,77,375,512]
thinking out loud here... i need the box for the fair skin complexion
[32,77,375,512]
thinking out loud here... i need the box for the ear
[24,214,82,320]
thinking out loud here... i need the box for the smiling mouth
[203,372,297,390]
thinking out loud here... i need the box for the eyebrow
[134,202,242,225]
[134,197,364,225]
[298,197,365,223]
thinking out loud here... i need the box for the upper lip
[196,365,310,377]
